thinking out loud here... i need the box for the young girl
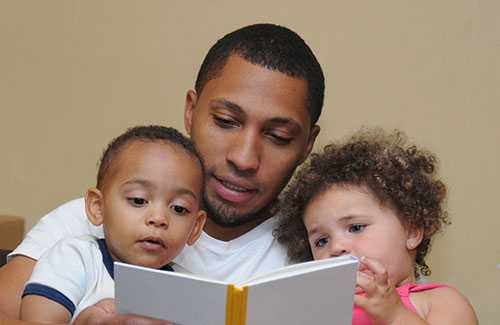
[275,129,478,325]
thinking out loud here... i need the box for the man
[0,23,324,321]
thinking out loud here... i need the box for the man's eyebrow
[210,98,244,115]
[268,117,302,133]
[211,98,303,132]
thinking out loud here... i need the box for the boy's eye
[171,205,190,215]
[314,236,329,248]
[349,224,366,233]
[127,197,148,207]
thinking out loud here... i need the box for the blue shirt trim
[97,238,115,279]
[23,283,76,316]
[97,239,174,279]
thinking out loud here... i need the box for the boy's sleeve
[8,198,103,261]
[22,237,94,317]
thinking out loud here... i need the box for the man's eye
[127,197,148,207]
[171,205,189,215]
[269,133,292,145]
[349,224,366,233]
[213,115,239,129]
[314,236,329,248]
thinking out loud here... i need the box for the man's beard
[202,192,277,228]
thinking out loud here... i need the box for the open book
[115,255,358,325]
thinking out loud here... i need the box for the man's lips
[212,175,258,204]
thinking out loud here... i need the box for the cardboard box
[0,215,24,250]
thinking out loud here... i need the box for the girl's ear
[406,226,424,250]
[186,210,207,246]
[85,188,105,226]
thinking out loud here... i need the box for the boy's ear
[186,210,207,246]
[184,90,198,137]
[406,226,424,250]
[85,188,105,226]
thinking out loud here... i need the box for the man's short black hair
[195,23,325,125]
[96,125,203,189]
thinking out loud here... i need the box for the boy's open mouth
[139,236,166,248]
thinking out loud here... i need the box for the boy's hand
[73,298,173,325]
[354,256,407,325]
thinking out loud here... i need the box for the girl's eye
[127,197,148,207]
[349,224,366,233]
[172,205,190,215]
[314,236,329,248]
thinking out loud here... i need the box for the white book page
[241,255,358,287]
[115,262,228,325]
[245,258,358,325]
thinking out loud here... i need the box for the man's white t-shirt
[10,198,289,283]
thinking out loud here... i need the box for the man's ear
[184,90,198,136]
[299,124,320,164]
[85,188,105,226]
[406,226,424,250]
[187,210,207,246]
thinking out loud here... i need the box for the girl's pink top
[352,283,448,324]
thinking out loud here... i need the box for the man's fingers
[94,298,117,313]
[120,314,173,325]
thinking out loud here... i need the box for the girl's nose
[329,239,350,257]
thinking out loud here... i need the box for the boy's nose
[146,210,169,229]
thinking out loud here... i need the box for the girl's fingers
[354,291,368,309]
[359,256,389,286]
[357,270,376,296]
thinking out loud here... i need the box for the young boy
[20,125,207,323]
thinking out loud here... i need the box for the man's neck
[203,216,272,241]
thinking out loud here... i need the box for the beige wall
[1,0,498,322]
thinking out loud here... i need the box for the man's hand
[73,299,173,325]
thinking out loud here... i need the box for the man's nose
[226,130,261,173]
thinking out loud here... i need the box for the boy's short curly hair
[275,129,449,277]
[97,125,203,190]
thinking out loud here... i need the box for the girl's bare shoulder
[410,286,478,325]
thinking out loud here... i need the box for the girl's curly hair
[274,129,449,277]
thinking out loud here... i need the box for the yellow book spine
[239,286,248,325]
[226,285,235,325]
[225,285,249,325]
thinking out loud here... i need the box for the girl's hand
[354,256,408,325]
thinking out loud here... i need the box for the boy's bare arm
[0,256,37,319]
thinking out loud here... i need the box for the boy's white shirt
[10,197,289,283]
[24,236,115,321]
